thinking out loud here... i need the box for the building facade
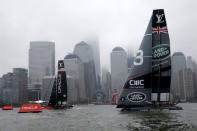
[110,47,128,95]
[73,41,97,100]
[0,68,28,104]
[29,41,55,86]
[171,52,187,99]
[41,76,55,102]
[29,41,55,100]
[178,68,194,101]
[64,54,87,103]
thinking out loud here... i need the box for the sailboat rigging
[117,9,182,110]
[48,60,72,109]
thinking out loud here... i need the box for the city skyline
[0,0,197,76]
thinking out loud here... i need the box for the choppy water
[0,103,197,131]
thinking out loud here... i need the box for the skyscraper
[29,41,55,87]
[101,68,112,103]
[12,68,28,103]
[41,75,55,102]
[171,52,187,99]
[0,68,28,104]
[172,52,187,73]
[85,39,101,89]
[73,41,97,99]
[64,54,87,103]
[178,68,194,101]
[111,47,128,95]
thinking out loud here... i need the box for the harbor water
[0,103,197,131]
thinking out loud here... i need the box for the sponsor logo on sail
[152,44,170,60]
[129,80,144,88]
[127,92,146,102]
[156,14,164,23]
[57,74,62,93]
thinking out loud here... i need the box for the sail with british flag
[117,9,171,109]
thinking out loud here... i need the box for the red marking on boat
[2,106,13,110]
[112,93,118,105]
[18,104,42,113]
[42,106,52,110]
[127,70,152,79]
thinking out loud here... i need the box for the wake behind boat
[117,9,182,111]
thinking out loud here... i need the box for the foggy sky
[0,0,197,76]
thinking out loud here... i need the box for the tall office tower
[178,68,194,101]
[12,68,28,103]
[0,78,5,89]
[29,41,55,87]
[28,41,55,101]
[171,52,187,98]
[187,56,193,70]
[110,47,128,94]
[127,48,135,74]
[0,78,4,101]
[0,68,27,104]
[172,52,187,73]
[41,76,55,101]
[101,68,112,103]
[73,41,97,99]
[0,72,18,103]
[86,39,101,90]
[193,71,197,99]
[64,54,87,103]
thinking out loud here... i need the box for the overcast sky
[0,0,196,76]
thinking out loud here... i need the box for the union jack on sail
[152,26,168,34]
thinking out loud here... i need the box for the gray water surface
[0,103,196,131]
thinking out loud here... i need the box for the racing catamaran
[48,60,72,109]
[117,9,182,110]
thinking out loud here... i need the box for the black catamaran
[117,9,181,110]
[48,60,72,109]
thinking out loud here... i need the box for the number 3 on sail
[134,50,143,66]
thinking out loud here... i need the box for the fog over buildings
[0,0,197,76]
[0,0,197,104]
[64,53,87,103]
[111,47,128,94]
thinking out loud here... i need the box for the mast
[117,9,171,109]
[152,9,171,103]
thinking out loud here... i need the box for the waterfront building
[64,54,87,103]
[172,52,187,73]
[73,41,97,100]
[0,68,28,104]
[171,52,187,99]
[41,76,55,101]
[101,68,112,103]
[29,41,55,87]
[12,68,28,103]
[110,47,128,94]
[0,78,5,89]
[178,68,194,101]
[193,71,197,99]
[29,41,55,100]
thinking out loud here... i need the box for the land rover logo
[127,92,146,102]
[152,44,170,60]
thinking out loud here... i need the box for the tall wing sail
[152,9,171,102]
[48,78,57,106]
[117,16,153,108]
[56,60,68,105]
